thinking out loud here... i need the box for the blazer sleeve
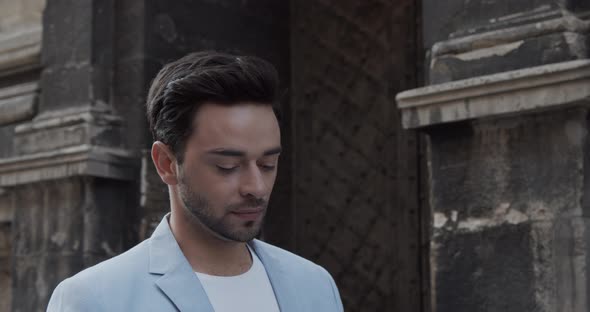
[46,278,99,312]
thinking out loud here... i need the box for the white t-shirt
[195,246,280,312]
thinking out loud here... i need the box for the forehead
[189,102,280,154]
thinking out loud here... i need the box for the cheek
[200,171,241,198]
[182,165,236,195]
[265,172,278,190]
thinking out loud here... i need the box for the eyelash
[215,164,276,173]
[216,165,238,173]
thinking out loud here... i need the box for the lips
[230,208,265,221]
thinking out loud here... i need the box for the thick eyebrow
[206,146,282,157]
[263,146,282,156]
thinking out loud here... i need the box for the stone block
[433,223,537,312]
[12,254,83,312]
[0,82,38,127]
[0,255,11,312]
[41,0,92,66]
[12,179,85,256]
[0,27,41,77]
[39,65,92,111]
[422,0,589,49]
[429,109,586,229]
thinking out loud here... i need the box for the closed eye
[259,164,276,171]
[216,165,238,173]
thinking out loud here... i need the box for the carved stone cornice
[13,106,123,155]
[0,144,138,187]
[0,81,38,126]
[396,59,590,129]
[427,10,590,84]
[0,26,42,78]
[0,106,139,186]
[432,13,590,58]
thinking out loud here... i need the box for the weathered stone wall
[424,0,590,83]
[0,220,11,312]
[396,0,590,311]
[429,108,590,311]
[0,0,45,311]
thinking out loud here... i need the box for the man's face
[177,102,281,242]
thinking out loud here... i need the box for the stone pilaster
[398,1,590,311]
[0,1,139,311]
[0,1,45,311]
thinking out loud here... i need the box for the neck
[168,193,252,276]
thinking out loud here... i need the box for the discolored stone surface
[0,222,11,312]
[11,178,136,311]
[422,0,590,49]
[433,223,536,311]
[429,108,587,222]
[425,107,590,312]
[430,32,590,84]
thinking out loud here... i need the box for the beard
[177,175,266,242]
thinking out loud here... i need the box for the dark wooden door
[265,0,428,311]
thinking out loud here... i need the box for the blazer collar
[148,214,302,312]
[249,239,302,312]
[149,215,214,312]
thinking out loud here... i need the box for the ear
[151,141,179,185]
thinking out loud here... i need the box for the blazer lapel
[250,240,302,312]
[149,215,214,312]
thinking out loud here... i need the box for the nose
[239,164,267,199]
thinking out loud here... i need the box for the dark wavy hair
[146,51,280,163]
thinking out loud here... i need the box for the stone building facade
[398,1,590,311]
[0,1,588,312]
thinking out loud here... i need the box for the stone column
[0,1,45,311]
[0,1,140,311]
[398,1,590,312]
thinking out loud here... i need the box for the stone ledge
[14,104,121,134]
[396,59,590,129]
[0,81,39,126]
[0,144,139,187]
[0,26,42,77]
[432,13,590,57]
[13,105,124,155]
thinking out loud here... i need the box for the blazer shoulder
[47,239,151,311]
[47,275,100,311]
[72,239,150,281]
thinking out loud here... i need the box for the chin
[223,225,262,242]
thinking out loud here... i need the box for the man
[47,51,344,312]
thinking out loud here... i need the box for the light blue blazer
[47,215,344,311]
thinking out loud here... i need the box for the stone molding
[14,105,121,133]
[0,26,42,77]
[432,12,590,58]
[0,144,138,187]
[0,106,138,186]
[13,105,123,155]
[396,59,590,129]
[0,81,38,126]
